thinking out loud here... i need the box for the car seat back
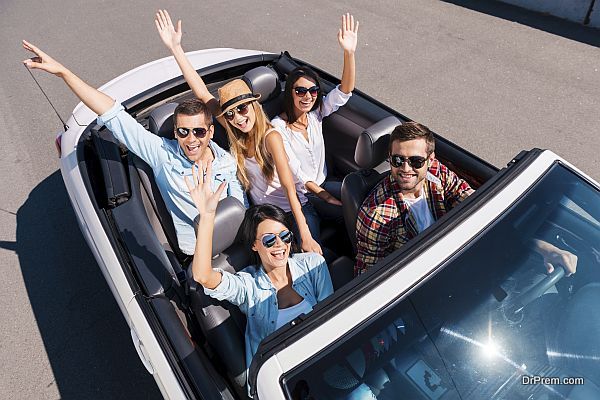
[243,65,282,119]
[342,116,400,250]
[148,102,178,139]
[189,197,250,388]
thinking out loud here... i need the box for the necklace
[290,115,308,130]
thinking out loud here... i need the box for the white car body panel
[58,48,269,399]
[56,44,599,399]
[256,150,598,398]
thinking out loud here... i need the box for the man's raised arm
[22,40,115,115]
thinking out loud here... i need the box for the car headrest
[194,196,246,257]
[148,102,178,139]
[243,66,280,103]
[354,116,402,169]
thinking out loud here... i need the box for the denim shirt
[204,252,334,369]
[97,102,248,255]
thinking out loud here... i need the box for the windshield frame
[252,151,599,399]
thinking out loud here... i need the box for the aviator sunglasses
[293,85,320,97]
[175,125,212,139]
[389,154,428,169]
[259,229,293,248]
[223,103,250,121]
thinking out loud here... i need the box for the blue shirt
[97,102,247,255]
[204,253,334,369]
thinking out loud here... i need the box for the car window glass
[281,164,600,399]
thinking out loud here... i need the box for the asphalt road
[1,0,598,398]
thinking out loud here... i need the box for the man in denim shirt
[23,41,246,255]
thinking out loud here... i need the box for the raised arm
[22,40,114,115]
[337,13,359,94]
[155,10,222,121]
[187,161,227,289]
[265,131,323,255]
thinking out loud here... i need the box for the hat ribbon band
[221,93,256,112]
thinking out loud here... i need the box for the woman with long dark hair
[271,14,359,227]
[186,161,333,369]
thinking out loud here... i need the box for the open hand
[155,9,182,50]
[337,13,359,53]
[22,40,66,76]
[184,161,226,216]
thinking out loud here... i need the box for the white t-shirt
[275,298,313,329]
[271,85,352,188]
[403,193,434,233]
[244,131,306,211]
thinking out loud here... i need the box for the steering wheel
[505,266,565,317]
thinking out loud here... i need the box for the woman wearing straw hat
[155,9,322,255]
[271,14,359,228]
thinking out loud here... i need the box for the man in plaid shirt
[355,122,474,275]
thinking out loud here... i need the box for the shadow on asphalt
[444,0,600,47]
[15,170,161,399]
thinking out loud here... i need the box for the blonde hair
[223,101,275,190]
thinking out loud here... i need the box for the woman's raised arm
[337,13,359,94]
[155,10,223,121]
[187,161,227,289]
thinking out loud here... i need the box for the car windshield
[282,163,600,400]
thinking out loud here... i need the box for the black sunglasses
[389,155,428,169]
[175,126,211,139]
[223,103,250,121]
[259,230,293,248]
[293,85,320,97]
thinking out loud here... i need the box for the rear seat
[188,197,249,389]
[142,103,190,263]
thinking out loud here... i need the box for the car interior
[76,52,499,398]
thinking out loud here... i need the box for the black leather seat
[188,197,250,389]
[341,116,401,250]
[143,103,189,262]
[242,65,282,120]
[146,100,254,390]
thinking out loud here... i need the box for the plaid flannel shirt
[355,159,474,275]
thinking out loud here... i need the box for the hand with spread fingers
[337,13,359,54]
[22,40,67,76]
[184,161,226,216]
[155,9,182,51]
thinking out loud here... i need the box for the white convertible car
[57,49,600,399]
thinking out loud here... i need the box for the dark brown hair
[237,204,298,266]
[282,66,323,124]
[173,98,212,126]
[389,122,435,154]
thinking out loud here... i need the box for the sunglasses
[389,155,428,169]
[175,126,211,139]
[259,229,293,248]
[293,85,320,97]
[223,103,250,121]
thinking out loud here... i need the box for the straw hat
[217,79,261,117]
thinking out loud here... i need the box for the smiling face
[291,76,319,116]
[174,113,214,163]
[225,101,256,134]
[251,218,292,272]
[389,138,434,197]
